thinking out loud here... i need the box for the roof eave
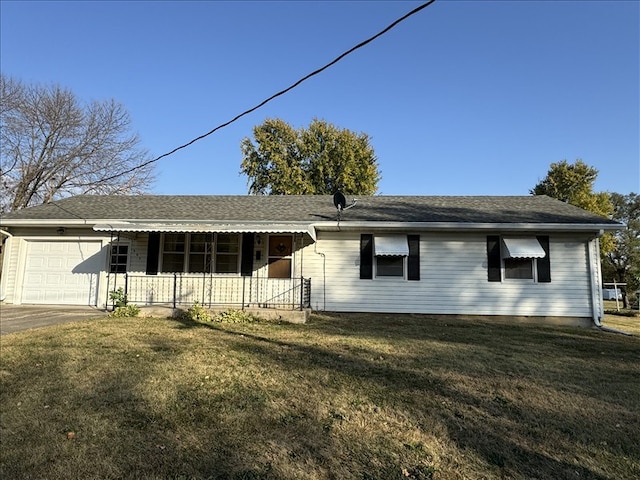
[310,221,623,233]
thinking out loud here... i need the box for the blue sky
[1,0,638,197]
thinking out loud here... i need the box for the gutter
[309,221,622,234]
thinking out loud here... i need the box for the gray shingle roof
[1,194,620,227]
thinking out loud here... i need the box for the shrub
[185,302,212,322]
[108,287,139,317]
[213,309,261,324]
[109,287,128,308]
[110,304,140,317]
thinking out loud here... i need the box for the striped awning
[374,235,409,256]
[93,223,310,234]
[502,237,546,258]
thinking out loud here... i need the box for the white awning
[93,223,310,234]
[502,237,546,258]
[374,235,409,256]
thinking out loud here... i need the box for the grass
[1,312,639,480]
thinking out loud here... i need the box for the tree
[602,193,640,306]
[240,118,380,195]
[530,159,613,217]
[531,159,614,253]
[0,74,154,214]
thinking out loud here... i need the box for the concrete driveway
[0,304,108,335]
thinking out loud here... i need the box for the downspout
[310,227,326,311]
[588,232,632,336]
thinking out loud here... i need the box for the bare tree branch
[0,74,155,213]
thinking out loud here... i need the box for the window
[376,256,404,277]
[487,235,551,283]
[360,234,420,280]
[161,233,186,273]
[504,258,533,279]
[159,233,239,274]
[110,244,128,273]
[215,233,239,274]
[188,233,211,273]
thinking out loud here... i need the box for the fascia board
[310,221,623,233]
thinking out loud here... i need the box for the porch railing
[111,273,310,310]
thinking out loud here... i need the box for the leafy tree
[530,159,613,217]
[0,74,154,214]
[602,193,640,306]
[240,118,380,195]
[531,159,615,254]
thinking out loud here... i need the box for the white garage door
[22,241,103,305]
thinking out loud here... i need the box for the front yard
[1,312,638,479]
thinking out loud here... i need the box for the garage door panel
[22,241,103,306]
[48,258,64,269]
[49,243,67,254]
[26,257,45,268]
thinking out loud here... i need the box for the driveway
[0,304,108,335]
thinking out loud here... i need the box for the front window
[187,233,211,273]
[162,233,186,273]
[160,233,239,274]
[215,233,239,273]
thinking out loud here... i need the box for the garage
[21,241,104,305]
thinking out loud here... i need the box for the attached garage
[21,241,103,305]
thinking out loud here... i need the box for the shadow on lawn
[170,314,636,479]
[4,314,635,479]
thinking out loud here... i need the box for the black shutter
[536,235,551,283]
[360,234,373,279]
[487,235,501,282]
[407,235,420,281]
[146,232,160,275]
[241,233,255,277]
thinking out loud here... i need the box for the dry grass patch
[1,313,639,479]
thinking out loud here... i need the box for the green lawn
[1,312,638,479]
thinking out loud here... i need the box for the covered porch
[95,222,314,311]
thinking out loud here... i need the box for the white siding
[303,231,594,318]
[0,236,22,303]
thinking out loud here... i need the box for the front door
[268,235,292,278]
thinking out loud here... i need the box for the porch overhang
[93,222,311,235]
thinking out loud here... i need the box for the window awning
[374,235,409,256]
[502,237,546,258]
[93,223,310,234]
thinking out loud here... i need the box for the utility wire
[103,0,437,184]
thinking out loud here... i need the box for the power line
[103,0,437,184]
